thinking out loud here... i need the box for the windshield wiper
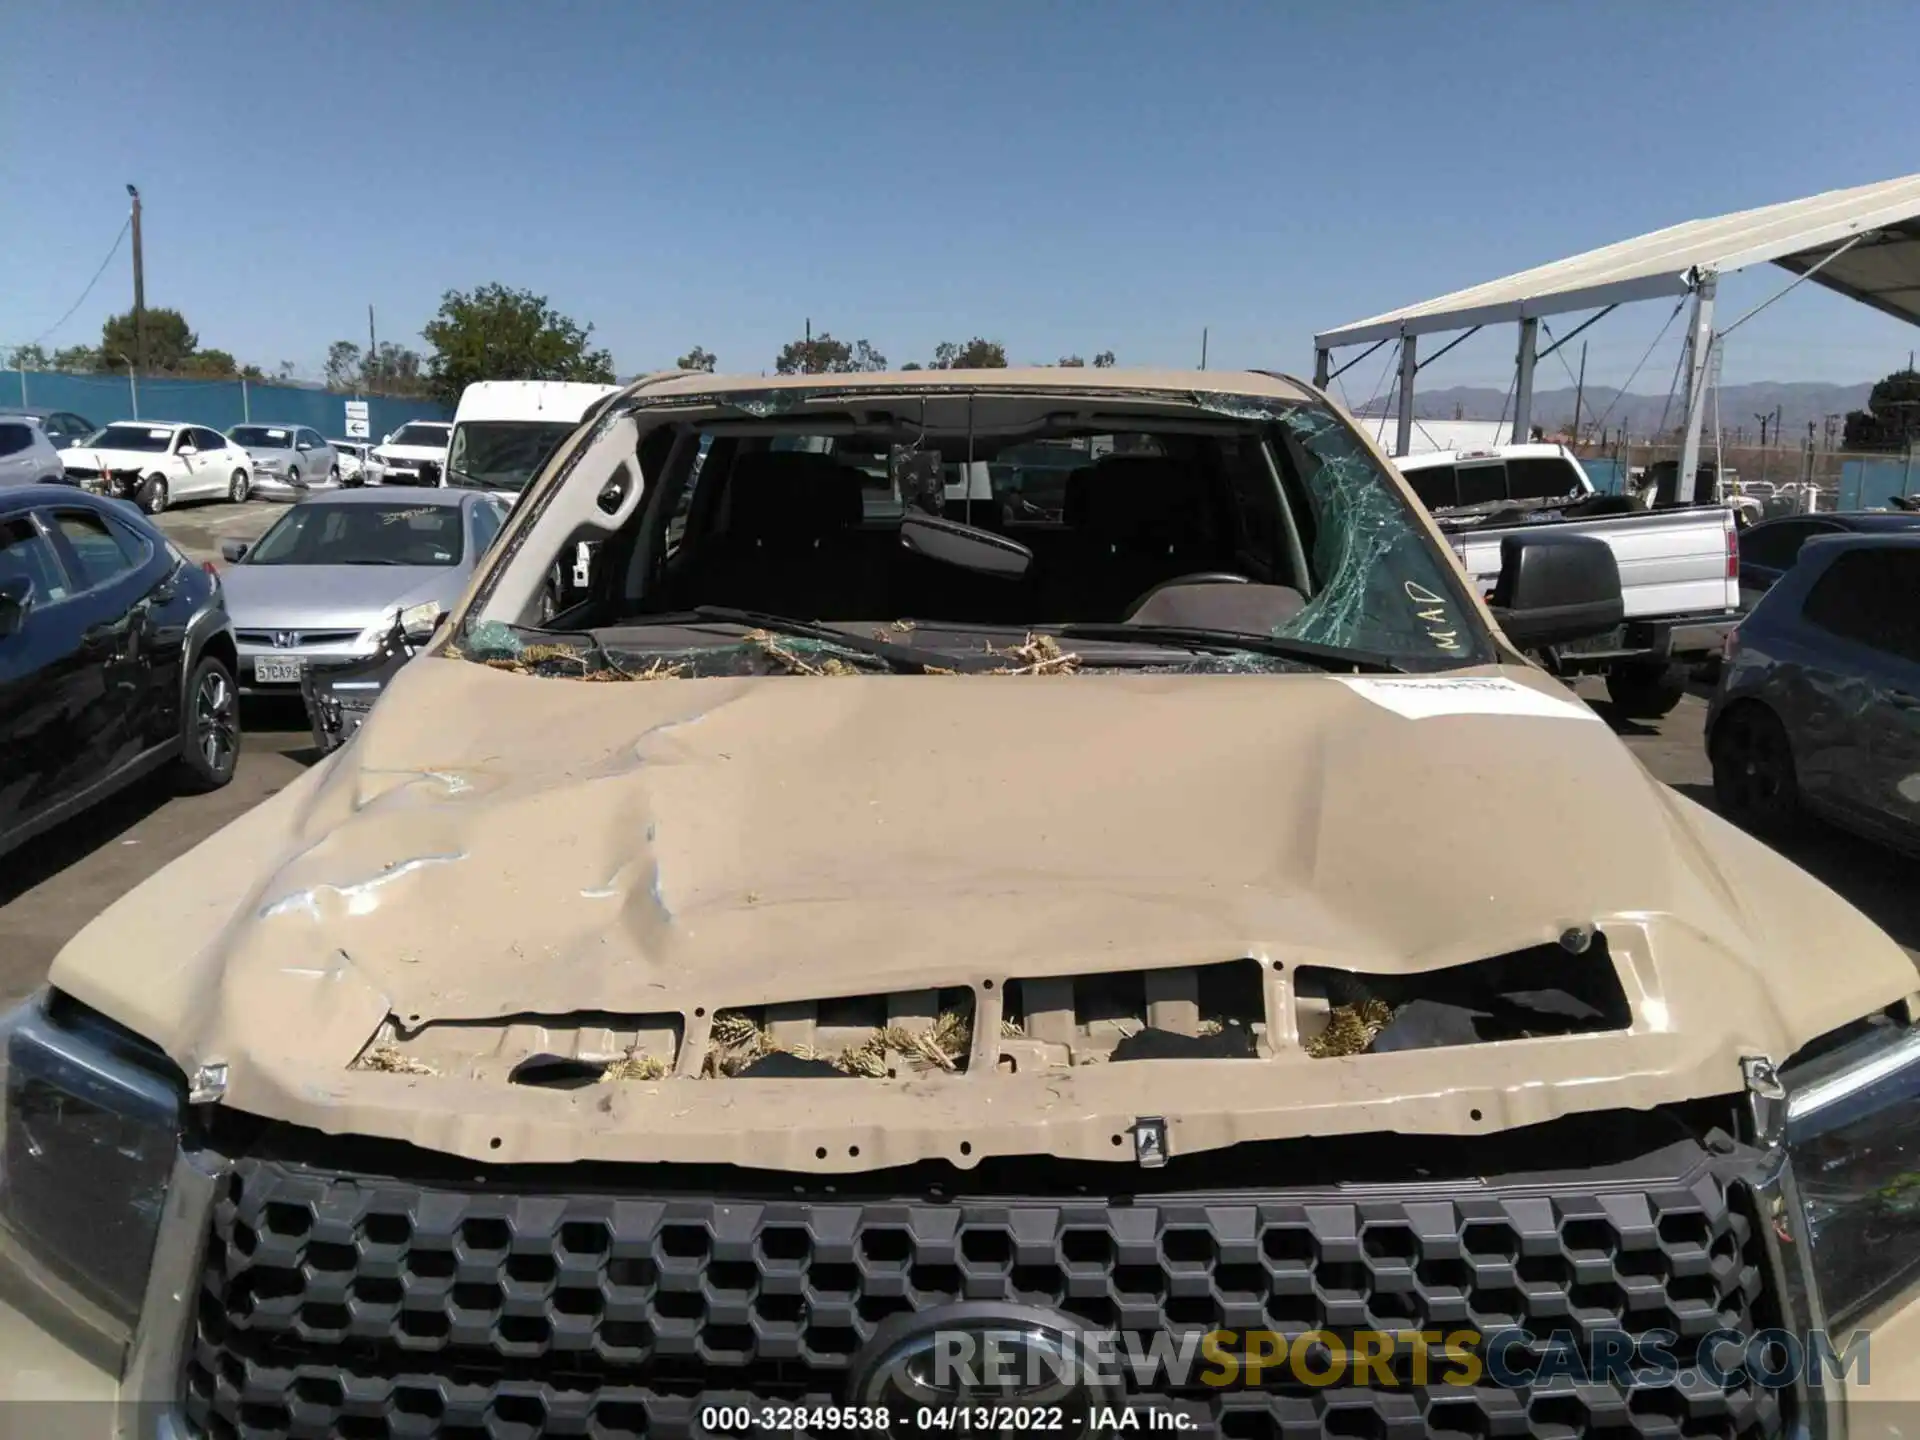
[1054,623,1409,674]
[682,606,970,674]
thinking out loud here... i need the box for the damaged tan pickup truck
[4,368,1917,1439]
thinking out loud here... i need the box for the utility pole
[1754,412,1770,448]
[1199,327,1208,371]
[367,305,377,391]
[1570,341,1588,446]
[126,184,145,376]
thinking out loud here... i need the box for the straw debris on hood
[598,1049,670,1082]
[988,633,1080,675]
[351,1042,437,1076]
[1306,998,1396,1058]
[704,1008,973,1077]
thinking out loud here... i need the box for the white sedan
[60,422,253,513]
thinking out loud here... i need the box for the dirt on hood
[50,656,1918,1171]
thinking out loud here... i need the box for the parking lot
[3,492,1916,1014]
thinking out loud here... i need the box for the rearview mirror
[0,576,32,638]
[1489,532,1623,648]
[218,537,251,564]
[898,512,1032,580]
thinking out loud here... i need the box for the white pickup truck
[1396,443,1740,718]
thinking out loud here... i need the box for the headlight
[0,992,184,1347]
[354,608,401,649]
[1783,1019,1920,1328]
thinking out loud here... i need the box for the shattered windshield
[447,420,578,492]
[461,393,1494,678]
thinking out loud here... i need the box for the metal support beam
[1313,348,1329,388]
[1676,274,1719,505]
[1394,335,1417,457]
[1511,318,1539,442]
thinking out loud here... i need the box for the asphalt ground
[3,505,1916,1008]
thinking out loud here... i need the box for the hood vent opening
[350,1012,684,1085]
[1001,959,1266,1068]
[704,988,977,1078]
[1296,937,1631,1058]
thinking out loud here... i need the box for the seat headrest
[1065,455,1206,539]
[724,451,864,538]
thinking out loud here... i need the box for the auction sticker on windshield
[1334,675,1600,722]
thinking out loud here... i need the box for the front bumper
[247,473,335,502]
[234,640,378,695]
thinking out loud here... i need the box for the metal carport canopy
[1314,171,1920,350]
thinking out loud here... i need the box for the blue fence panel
[1581,458,1626,495]
[2,370,450,439]
[1838,457,1918,510]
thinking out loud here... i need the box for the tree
[930,338,1008,369]
[900,361,923,371]
[676,346,718,372]
[7,344,50,370]
[1057,355,1086,367]
[178,349,238,377]
[276,361,296,381]
[1843,367,1920,452]
[52,345,99,372]
[1093,350,1116,369]
[366,342,427,395]
[774,331,887,374]
[240,364,265,381]
[325,341,364,391]
[421,283,615,406]
[98,307,196,371]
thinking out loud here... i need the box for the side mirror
[1489,532,1623,648]
[383,432,394,445]
[0,577,31,638]
[898,512,1032,579]
[219,537,251,564]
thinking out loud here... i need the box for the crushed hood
[51,658,1917,1171]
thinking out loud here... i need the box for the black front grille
[183,1143,1784,1440]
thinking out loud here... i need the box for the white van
[448,381,622,597]
[447,380,622,500]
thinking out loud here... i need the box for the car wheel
[176,652,241,792]
[1605,659,1688,719]
[1710,703,1800,835]
[229,468,250,503]
[140,475,169,514]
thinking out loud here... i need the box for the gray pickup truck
[1398,443,1741,717]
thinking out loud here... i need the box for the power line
[22,215,133,351]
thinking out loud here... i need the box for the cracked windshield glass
[462,394,1493,680]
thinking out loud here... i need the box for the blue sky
[2,1,1916,392]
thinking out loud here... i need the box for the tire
[1710,702,1800,836]
[176,652,240,793]
[228,468,250,503]
[139,474,169,514]
[1605,659,1688,719]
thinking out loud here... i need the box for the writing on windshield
[246,503,465,567]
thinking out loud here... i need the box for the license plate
[254,656,305,683]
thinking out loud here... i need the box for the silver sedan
[218,488,508,694]
[226,424,341,500]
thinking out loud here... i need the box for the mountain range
[1353,381,1872,439]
